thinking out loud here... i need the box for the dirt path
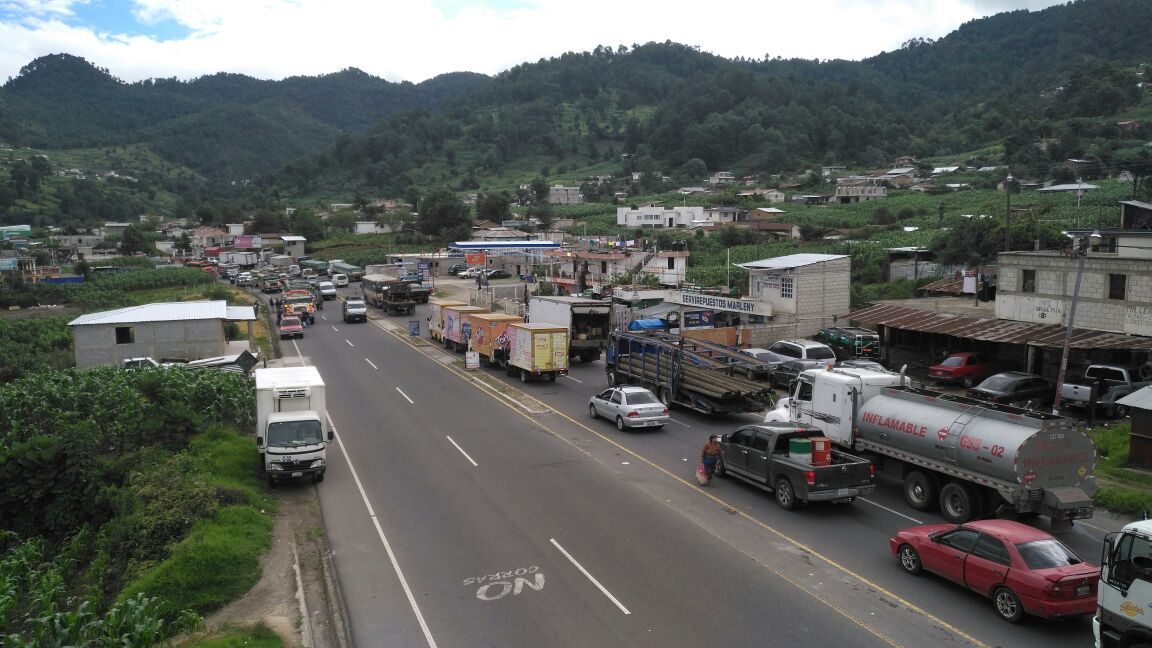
[184,486,346,647]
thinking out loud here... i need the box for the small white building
[69,301,257,369]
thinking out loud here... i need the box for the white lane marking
[366,359,378,371]
[1079,521,1111,534]
[446,436,478,467]
[396,387,414,404]
[669,417,691,427]
[329,416,439,648]
[346,339,355,347]
[550,539,630,615]
[858,497,923,524]
[564,374,583,384]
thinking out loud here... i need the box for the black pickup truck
[715,423,876,510]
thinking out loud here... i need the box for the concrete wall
[73,319,226,368]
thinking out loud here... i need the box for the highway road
[276,285,1121,648]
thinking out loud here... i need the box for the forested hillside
[1,0,1150,222]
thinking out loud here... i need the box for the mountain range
[0,0,1150,220]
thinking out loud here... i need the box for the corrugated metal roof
[847,303,1152,350]
[227,305,258,321]
[69,301,230,326]
[1118,386,1152,410]
[739,253,849,270]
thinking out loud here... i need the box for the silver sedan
[588,386,670,430]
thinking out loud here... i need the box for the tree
[119,224,156,256]
[294,210,326,242]
[416,190,472,243]
[476,192,512,221]
[249,210,282,234]
[682,158,708,181]
[174,232,193,255]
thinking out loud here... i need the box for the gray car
[588,386,670,430]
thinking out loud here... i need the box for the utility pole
[1004,170,1014,252]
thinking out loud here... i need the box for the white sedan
[588,386,670,430]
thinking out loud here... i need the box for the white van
[317,281,338,300]
[331,273,349,287]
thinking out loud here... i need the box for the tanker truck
[764,366,1097,525]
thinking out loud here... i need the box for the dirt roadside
[186,485,346,648]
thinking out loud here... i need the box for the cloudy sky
[0,0,1067,84]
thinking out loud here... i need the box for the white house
[617,205,705,228]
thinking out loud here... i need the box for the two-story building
[617,205,705,229]
[736,254,852,342]
[541,247,689,293]
[548,186,584,204]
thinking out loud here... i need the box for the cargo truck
[255,366,333,486]
[361,274,417,315]
[428,299,467,343]
[221,251,259,267]
[766,367,1097,524]
[605,330,774,415]
[527,295,612,362]
[299,259,329,275]
[466,312,523,366]
[502,322,569,383]
[442,305,489,352]
[1096,520,1152,648]
[329,261,364,282]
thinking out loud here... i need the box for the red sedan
[890,519,1098,623]
[928,352,992,387]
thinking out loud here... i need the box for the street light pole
[1052,230,1102,415]
[1004,170,1014,252]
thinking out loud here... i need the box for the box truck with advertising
[502,322,569,382]
[466,312,523,366]
[441,305,489,352]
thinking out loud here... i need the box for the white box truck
[255,366,333,486]
[527,295,611,362]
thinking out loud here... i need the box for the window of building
[1109,274,1127,300]
[667,257,675,270]
[1022,269,1036,293]
[115,326,135,344]
[600,261,608,274]
[1094,236,1118,253]
[780,277,794,299]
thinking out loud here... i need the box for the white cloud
[0,0,1067,83]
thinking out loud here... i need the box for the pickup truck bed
[716,423,875,510]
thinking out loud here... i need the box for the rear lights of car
[805,470,816,486]
[627,411,639,418]
[662,408,669,416]
[1047,579,1095,599]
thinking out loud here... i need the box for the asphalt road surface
[277,288,1120,648]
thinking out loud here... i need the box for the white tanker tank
[771,367,1098,524]
[857,390,1096,489]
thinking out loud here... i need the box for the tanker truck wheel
[903,471,938,511]
[939,482,977,523]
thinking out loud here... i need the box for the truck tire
[520,369,530,383]
[658,386,673,407]
[903,471,937,511]
[1113,404,1130,419]
[774,477,798,511]
[606,370,618,386]
[713,457,726,478]
[939,482,976,523]
[961,375,975,388]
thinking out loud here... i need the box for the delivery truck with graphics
[255,366,333,486]
[765,366,1097,524]
[527,295,612,362]
[466,312,524,366]
[500,322,569,383]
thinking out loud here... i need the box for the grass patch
[119,427,277,617]
[182,623,284,648]
[1086,422,1152,517]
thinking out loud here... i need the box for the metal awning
[847,303,1152,350]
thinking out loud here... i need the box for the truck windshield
[267,421,324,446]
[1016,539,1083,569]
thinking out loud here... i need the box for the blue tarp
[627,319,667,331]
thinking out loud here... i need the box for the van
[317,281,337,300]
[766,339,837,362]
[331,273,349,287]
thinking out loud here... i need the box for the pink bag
[695,463,709,485]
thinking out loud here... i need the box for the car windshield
[807,347,836,360]
[940,357,964,367]
[1015,538,1083,569]
[281,317,301,326]
[625,391,659,405]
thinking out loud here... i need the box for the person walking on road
[700,434,721,485]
